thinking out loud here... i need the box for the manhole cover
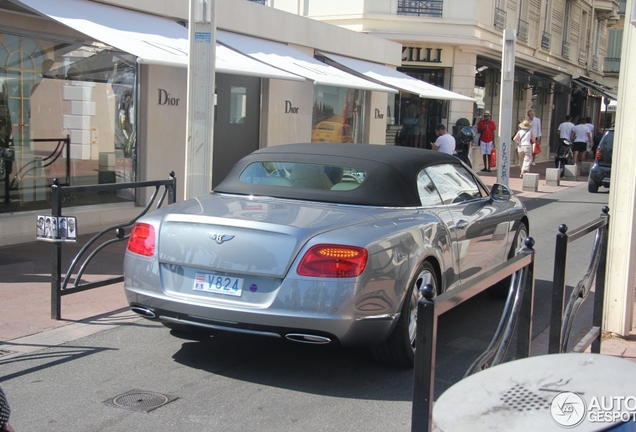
[103,389,178,413]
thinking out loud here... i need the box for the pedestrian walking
[585,117,595,154]
[558,115,575,141]
[528,109,541,165]
[513,120,534,177]
[572,118,591,166]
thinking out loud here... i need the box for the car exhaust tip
[131,306,157,319]
[285,333,332,344]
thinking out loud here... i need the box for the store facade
[0,0,407,246]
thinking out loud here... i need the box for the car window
[239,162,366,191]
[425,164,487,204]
[416,170,443,206]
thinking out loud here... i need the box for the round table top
[433,353,636,431]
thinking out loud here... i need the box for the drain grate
[103,389,178,413]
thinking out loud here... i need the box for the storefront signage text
[285,100,299,114]
[402,47,442,63]
[374,108,384,119]
[158,89,180,106]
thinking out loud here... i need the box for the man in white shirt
[431,124,456,155]
[572,118,591,166]
[558,115,575,141]
[528,109,541,165]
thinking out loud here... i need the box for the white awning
[14,0,305,80]
[216,30,397,93]
[320,52,476,102]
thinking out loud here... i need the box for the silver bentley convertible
[124,143,528,367]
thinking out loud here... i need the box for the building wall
[138,64,187,202]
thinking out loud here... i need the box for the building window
[312,86,365,144]
[397,0,443,18]
[0,33,137,214]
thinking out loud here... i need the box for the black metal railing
[397,0,443,17]
[411,238,536,432]
[48,172,177,319]
[517,18,529,41]
[494,7,506,30]
[604,57,621,73]
[548,206,609,354]
[541,31,551,50]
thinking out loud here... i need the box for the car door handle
[456,220,469,230]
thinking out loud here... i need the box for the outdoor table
[433,353,636,431]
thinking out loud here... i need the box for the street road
[0,183,610,432]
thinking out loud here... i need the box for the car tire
[588,178,599,193]
[372,261,438,368]
[486,221,529,298]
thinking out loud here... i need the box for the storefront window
[0,33,137,213]
[312,85,365,143]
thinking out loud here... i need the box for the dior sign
[158,88,181,106]
[285,100,299,113]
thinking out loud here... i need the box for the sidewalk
[0,159,634,365]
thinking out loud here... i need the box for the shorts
[480,141,493,155]
[573,141,587,152]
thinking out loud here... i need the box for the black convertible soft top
[214,143,465,207]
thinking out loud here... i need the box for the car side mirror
[490,183,511,202]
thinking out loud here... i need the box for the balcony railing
[592,55,599,71]
[494,7,507,30]
[562,41,570,59]
[604,57,621,73]
[517,18,529,41]
[579,49,587,66]
[397,0,443,17]
[541,32,551,50]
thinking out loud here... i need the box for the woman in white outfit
[513,120,535,177]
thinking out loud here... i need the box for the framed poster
[36,215,77,242]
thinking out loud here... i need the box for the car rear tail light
[595,148,601,161]
[297,244,368,278]
[127,223,156,256]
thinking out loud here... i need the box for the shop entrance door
[213,73,261,188]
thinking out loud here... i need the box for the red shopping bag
[490,147,497,168]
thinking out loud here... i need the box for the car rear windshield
[238,162,366,191]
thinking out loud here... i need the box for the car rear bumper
[126,288,397,347]
[589,164,611,186]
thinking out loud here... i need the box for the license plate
[193,273,243,297]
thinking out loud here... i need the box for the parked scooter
[455,126,474,168]
[555,138,574,177]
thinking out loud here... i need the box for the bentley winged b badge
[208,233,235,244]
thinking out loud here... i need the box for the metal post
[168,171,177,204]
[185,0,216,199]
[497,29,515,187]
[64,135,70,186]
[516,238,535,359]
[549,224,569,354]
[411,285,437,432]
[592,207,610,353]
[50,178,62,319]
